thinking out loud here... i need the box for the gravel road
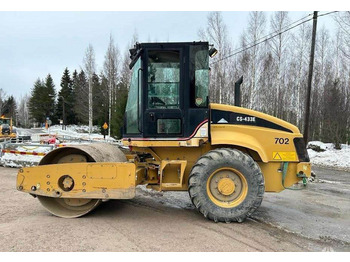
[0,166,349,252]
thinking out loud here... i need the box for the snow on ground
[2,128,350,173]
[308,141,350,171]
[0,144,53,168]
[0,125,120,168]
[46,125,116,142]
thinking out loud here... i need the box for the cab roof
[129,41,209,69]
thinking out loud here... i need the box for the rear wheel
[188,148,264,223]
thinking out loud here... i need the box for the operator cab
[0,116,11,135]
[123,42,211,139]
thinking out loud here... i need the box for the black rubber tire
[188,148,264,223]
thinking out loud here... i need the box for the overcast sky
[0,11,336,100]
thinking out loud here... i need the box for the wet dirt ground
[0,166,349,251]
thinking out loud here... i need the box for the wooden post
[303,11,318,144]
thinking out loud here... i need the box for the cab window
[0,118,10,125]
[147,50,180,109]
[190,47,209,108]
[125,58,141,134]
[194,50,209,107]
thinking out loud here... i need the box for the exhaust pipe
[234,76,243,107]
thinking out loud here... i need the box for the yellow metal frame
[210,103,303,163]
[17,162,136,200]
[158,160,187,190]
[16,102,312,200]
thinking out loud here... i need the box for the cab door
[143,48,184,138]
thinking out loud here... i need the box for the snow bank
[49,125,100,134]
[0,145,52,167]
[46,125,116,142]
[1,125,120,168]
[308,141,350,171]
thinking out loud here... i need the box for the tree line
[0,90,17,121]
[15,34,136,138]
[1,11,349,145]
[200,11,350,148]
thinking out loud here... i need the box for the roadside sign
[102,122,108,130]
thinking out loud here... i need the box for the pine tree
[111,85,128,138]
[28,78,46,124]
[77,70,89,124]
[56,68,75,125]
[44,74,56,123]
[72,70,89,124]
[2,96,17,120]
[28,75,56,126]
[322,79,349,148]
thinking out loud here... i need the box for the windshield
[147,50,180,109]
[0,119,10,125]
[125,58,141,134]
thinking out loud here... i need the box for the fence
[0,139,121,168]
[0,141,55,167]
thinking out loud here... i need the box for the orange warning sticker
[272,152,297,161]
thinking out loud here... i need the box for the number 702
[275,138,289,144]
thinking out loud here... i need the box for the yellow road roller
[0,115,16,139]
[16,42,311,222]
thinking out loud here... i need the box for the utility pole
[303,11,318,144]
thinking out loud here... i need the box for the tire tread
[188,148,265,223]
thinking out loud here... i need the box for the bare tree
[310,26,331,139]
[329,27,350,145]
[120,31,138,91]
[198,11,232,104]
[17,94,31,128]
[246,11,267,110]
[195,11,350,146]
[235,31,251,107]
[83,44,96,134]
[0,88,7,115]
[334,11,350,60]
[103,35,120,137]
[119,51,132,90]
[288,22,311,128]
[268,11,291,118]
